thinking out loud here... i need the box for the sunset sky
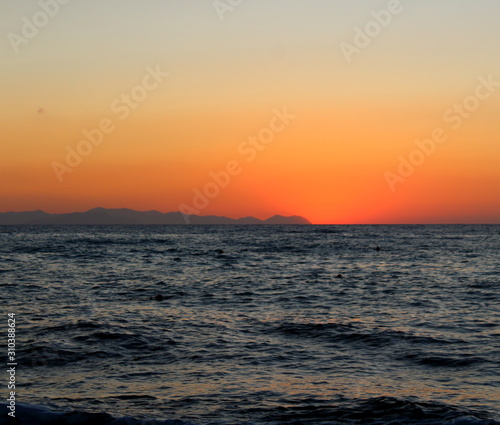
[1,0,499,224]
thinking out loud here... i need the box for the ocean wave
[2,397,498,425]
[262,397,500,425]
[272,321,463,347]
[245,396,500,425]
[18,341,112,367]
[399,352,490,367]
[0,403,196,425]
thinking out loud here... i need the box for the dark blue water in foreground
[1,225,499,425]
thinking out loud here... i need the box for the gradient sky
[1,0,499,223]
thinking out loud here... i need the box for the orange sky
[2,1,500,223]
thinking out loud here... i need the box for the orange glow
[2,3,500,223]
[2,98,500,223]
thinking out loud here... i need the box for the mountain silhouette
[0,208,311,225]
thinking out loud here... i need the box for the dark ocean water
[1,225,499,425]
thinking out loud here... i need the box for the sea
[1,225,499,425]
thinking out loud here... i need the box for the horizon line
[1,207,499,225]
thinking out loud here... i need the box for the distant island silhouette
[0,208,311,225]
